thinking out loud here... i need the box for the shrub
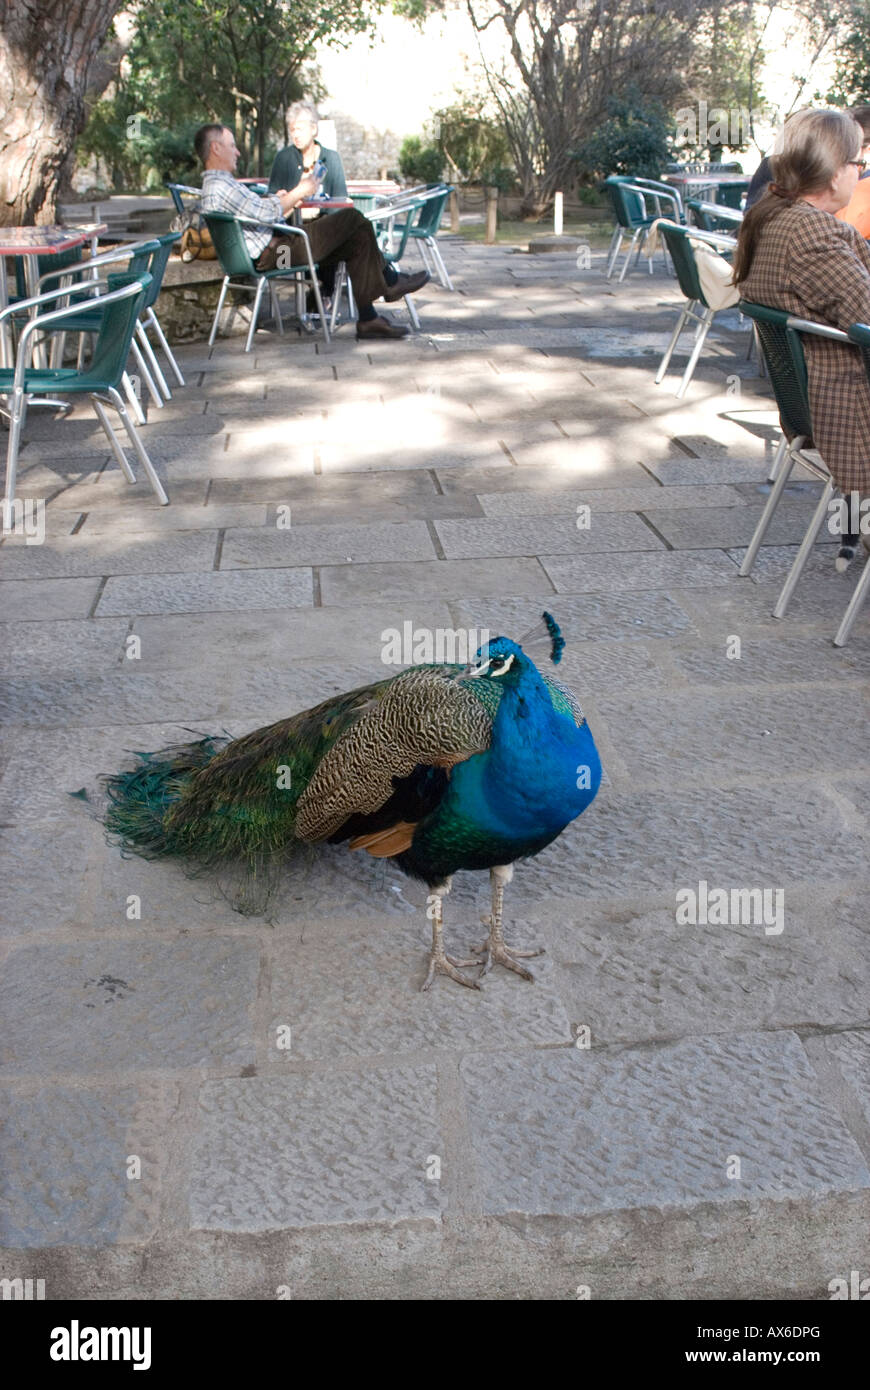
[574,92,672,181]
[399,136,445,184]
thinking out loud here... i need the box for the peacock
[101,612,602,990]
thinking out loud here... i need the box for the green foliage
[78,0,383,185]
[399,136,445,183]
[573,92,672,180]
[828,2,870,105]
[434,98,513,186]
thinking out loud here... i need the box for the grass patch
[457,217,614,248]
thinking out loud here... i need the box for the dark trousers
[255,208,388,310]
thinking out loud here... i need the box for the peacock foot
[421,947,482,992]
[473,913,545,981]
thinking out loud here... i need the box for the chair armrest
[37,238,159,290]
[787,317,850,343]
[0,277,112,324]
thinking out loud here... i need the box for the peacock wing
[294,664,493,842]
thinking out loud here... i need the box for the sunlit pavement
[1,240,868,1299]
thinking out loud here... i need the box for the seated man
[195,122,427,340]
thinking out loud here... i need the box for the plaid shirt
[200,169,284,259]
[738,201,870,493]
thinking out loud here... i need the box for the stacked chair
[1,273,169,508]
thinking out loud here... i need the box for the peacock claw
[474,914,544,980]
[421,951,482,992]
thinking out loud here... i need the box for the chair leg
[618,228,643,282]
[834,549,870,645]
[130,339,163,411]
[738,440,804,576]
[330,264,345,334]
[208,277,230,354]
[269,284,285,336]
[307,272,331,348]
[122,371,147,426]
[676,308,714,398]
[429,239,454,291]
[106,386,168,504]
[418,241,432,274]
[245,278,268,353]
[145,307,185,386]
[772,476,835,618]
[767,433,788,484]
[3,384,27,509]
[91,395,137,484]
[136,320,171,400]
[404,293,421,331]
[605,228,623,278]
[655,304,692,385]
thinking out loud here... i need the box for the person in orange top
[836,106,870,236]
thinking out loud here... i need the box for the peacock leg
[421,879,482,991]
[474,864,545,980]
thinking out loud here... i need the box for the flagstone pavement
[1,238,868,1300]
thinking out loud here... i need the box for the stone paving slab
[542,888,870,1043]
[479,484,747,516]
[460,1034,870,1216]
[650,502,821,550]
[220,520,437,568]
[0,937,259,1073]
[189,1067,444,1230]
[434,513,662,558]
[319,557,550,605]
[267,916,571,1057]
[450,590,696,642]
[95,567,313,616]
[540,548,740,592]
[0,619,129,674]
[0,1084,156,1247]
[0,579,102,622]
[0,532,219,580]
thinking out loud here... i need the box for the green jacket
[267,144,348,208]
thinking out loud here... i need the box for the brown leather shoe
[356,315,409,340]
[382,270,430,302]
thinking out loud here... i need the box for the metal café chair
[653,222,739,397]
[405,185,455,289]
[204,211,328,353]
[1,273,168,509]
[603,177,682,281]
[738,301,869,646]
[686,199,744,233]
[36,233,185,410]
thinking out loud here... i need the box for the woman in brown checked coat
[735,109,870,562]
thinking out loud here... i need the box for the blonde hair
[735,109,862,281]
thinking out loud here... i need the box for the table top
[0,224,107,256]
[664,172,749,186]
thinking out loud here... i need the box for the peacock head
[464,636,529,687]
[461,613,564,687]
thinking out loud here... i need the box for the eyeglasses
[848,159,867,170]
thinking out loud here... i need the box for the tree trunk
[0,0,123,226]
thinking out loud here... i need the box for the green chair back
[83,272,153,389]
[739,300,813,439]
[717,180,750,210]
[141,232,180,309]
[658,223,708,305]
[410,186,452,237]
[14,244,83,298]
[204,211,257,277]
[687,199,741,234]
[604,176,648,231]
